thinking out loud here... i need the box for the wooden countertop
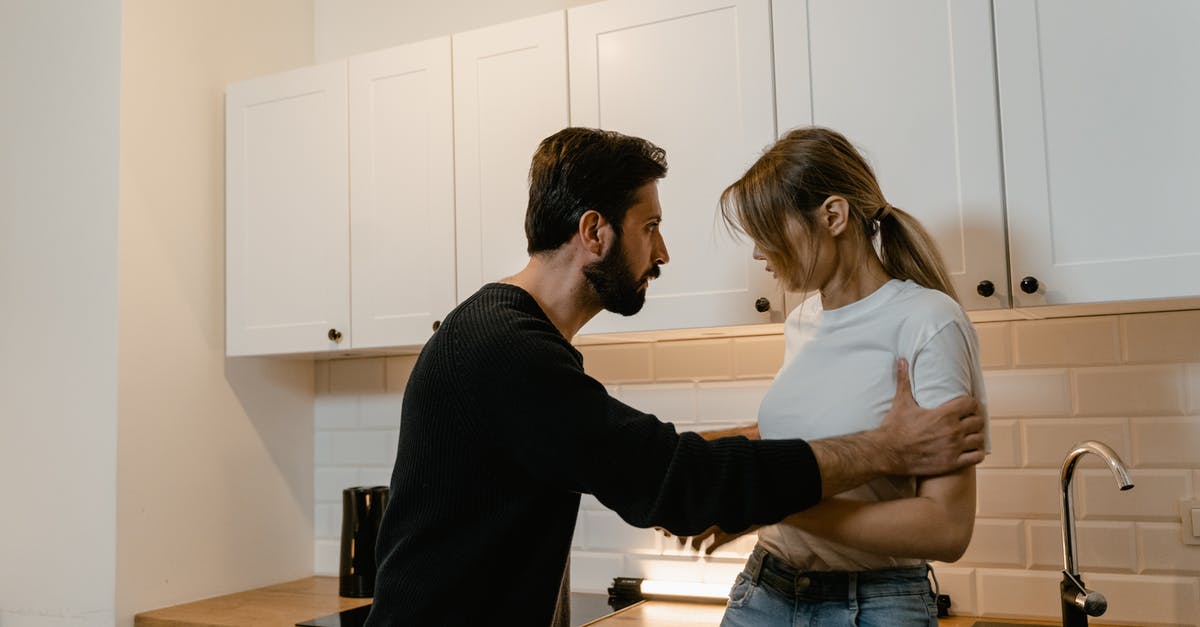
[135,576,1137,627]
[134,577,370,627]
[586,600,1135,626]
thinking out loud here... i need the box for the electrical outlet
[1180,499,1200,546]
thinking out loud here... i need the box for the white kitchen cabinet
[349,38,456,348]
[226,62,350,356]
[452,11,570,302]
[774,0,1008,311]
[995,0,1200,306]
[226,39,455,357]
[569,0,783,334]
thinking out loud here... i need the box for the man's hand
[658,525,758,555]
[873,358,985,476]
[808,358,984,498]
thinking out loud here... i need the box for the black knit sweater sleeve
[467,290,824,536]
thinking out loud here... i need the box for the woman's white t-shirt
[756,279,989,571]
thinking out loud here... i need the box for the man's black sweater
[365,283,823,626]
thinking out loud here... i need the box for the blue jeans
[721,546,939,627]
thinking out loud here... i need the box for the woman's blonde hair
[720,127,958,301]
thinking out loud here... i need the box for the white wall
[314,0,598,62]
[0,1,122,625]
[116,1,316,625]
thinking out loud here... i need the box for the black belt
[746,546,930,601]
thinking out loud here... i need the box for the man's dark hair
[525,127,668,254]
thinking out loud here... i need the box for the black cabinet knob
[432,320,441,331]
[328,328,343,342]
[1020,276,1040,294]
[976,280,995,298]
[754,297,771,313]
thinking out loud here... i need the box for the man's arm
[696,424,759,440]
[809,358,985,498]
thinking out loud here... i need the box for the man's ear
[821,196,851,237]
[579,210,611,256]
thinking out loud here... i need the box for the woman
[713,127,988,626]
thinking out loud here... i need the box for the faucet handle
[1063,572,1108,617]
[1072,589,1107,616]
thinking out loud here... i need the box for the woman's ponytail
[877,205,958,302]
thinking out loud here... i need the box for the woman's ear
[579,210,609,256]
[821,196,850,237]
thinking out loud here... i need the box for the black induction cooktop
[296,593,626,627]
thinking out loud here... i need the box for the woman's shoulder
[892,280,968,325]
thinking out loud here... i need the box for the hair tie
[873,204,894,221]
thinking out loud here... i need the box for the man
[365,128,984,626]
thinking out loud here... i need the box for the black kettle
[339,485,389,598]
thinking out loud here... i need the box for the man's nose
[654,231,670,265]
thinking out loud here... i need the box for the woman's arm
[780,466,975,562]
[780,321,985,562]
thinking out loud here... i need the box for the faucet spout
[1060,440,1134,577]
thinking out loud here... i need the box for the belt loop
[847,571,859,612]
[746,545,765,584]
[926,562,941,597]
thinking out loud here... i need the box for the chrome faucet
[1060,441,1134,627]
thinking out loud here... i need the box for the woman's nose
[752,244,766,261]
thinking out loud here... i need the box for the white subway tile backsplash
[1131,416,1200,468]
[731,335,784,378]
[579,493,604,511]
[617,383,696,424]
[1027,520,1135,572]
[1138,522,1200,575]
[974,322,1011,370]
[315,360,330,394]
[331,430,396,466]
[572,511,586,550]
[315,395,357,430]
[976,470,1061,518]
[385,355,417,392]
[976,568,1061,619]
[1121,310,1200,364]
[1012,318,1121,368]
[329,357,385,394]
[315,503,338,540]
[315,539,340,576]
[980,419,1019,468]
[694,380,772,424]
[584,510,660,552]
[315,468,358,503]
[958,519,1025,568]
[1020,418,1129,468]
[623,554,710,582]
[315,315,1200,614]
[982,370,1072,418]
[1073,364,1186,416]
[1079,469,1191,521]
[1085,573,1200,625]
[315,432,333,465]
[356,467,392,488]
[358,393,403,428]
[570,552,624,593]
[925,565,976,617]
[1187,363,1200,413]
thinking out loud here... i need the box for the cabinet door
[775,0,1008,311]
[570,0,782,334]
[226,62,349,356]
[453,11,570,302]
[996,0,1200,306]
[349,38,456,348]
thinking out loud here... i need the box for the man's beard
[583,238,660,316]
